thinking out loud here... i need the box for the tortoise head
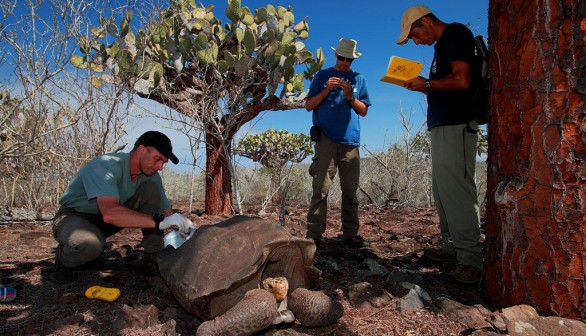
[261,277,289,302]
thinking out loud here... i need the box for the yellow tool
[84,286,120,302]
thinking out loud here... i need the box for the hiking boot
[445,264,482,285]
[50,258,75,284]
[343,235,370,248]
[135,252,160,276]
[424,247,457,262]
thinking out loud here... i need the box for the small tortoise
[157,215,344,336]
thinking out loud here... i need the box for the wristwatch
[346,96,355,104]
[425,79,431,91]
[153,212,165,230]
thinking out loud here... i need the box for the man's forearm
[101,205,156,229]
[305,87,331,111]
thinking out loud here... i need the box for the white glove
[159,213,194,234]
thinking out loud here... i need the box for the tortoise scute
[288,288,344,328]
[196,289,277,336]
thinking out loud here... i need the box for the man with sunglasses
[397,5,483,285]
[305,38,371,248]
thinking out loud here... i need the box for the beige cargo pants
[430,122,483,270]
[306,133,361,240]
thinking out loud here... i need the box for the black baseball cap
[134,131,179,164]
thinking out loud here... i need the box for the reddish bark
[204,132,233,215]
[202,98,305,215]
[484,0,586,318]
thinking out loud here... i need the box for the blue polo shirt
[307,67,371,146]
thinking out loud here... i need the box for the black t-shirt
[427,23,477,129]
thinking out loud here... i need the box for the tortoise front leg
[196,289,277,336]
[288,288,344,328]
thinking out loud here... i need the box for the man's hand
[404,76,427,92]
[339,78,354,100]
[159,213,194,234]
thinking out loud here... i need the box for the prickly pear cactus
[70,0,323,106]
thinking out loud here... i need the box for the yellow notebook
[380,56,424,87]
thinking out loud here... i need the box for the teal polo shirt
[59,152,170,214]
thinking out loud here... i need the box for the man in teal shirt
[52,131,193,280]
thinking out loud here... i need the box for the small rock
[348,282,392,309]
[385,269,413,284]
[163,307,179,320]
[363,258,389,276]
[489,313,508,333]
[400,282,431,302]
[119,304,160,329]
[161,319,179,336]
[501,304,539,323]
[396,288,425,312]
[508,316,586,336]
[118,245,133,257]
[436,297,492,330]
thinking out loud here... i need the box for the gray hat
[331,38,362,59]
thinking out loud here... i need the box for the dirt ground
[0,204,485,335]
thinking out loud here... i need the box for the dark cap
[134,131,179,164]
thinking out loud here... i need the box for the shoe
[445,264,482,285]
[343,235,369,248]
[135,252,159,276]
[50,258,75,284]
[424,247,457,262]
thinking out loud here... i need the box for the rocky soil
[0,205,584,335]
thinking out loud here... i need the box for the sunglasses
[336,54,354,62]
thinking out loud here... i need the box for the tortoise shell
[157,215,321,321]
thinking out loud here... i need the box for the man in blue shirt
[305,38,371,248]
[52,131,194,281]
[398,5,483,285]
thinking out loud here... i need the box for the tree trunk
[271,171,282,206]
[484,0,585,318]
[204,132,233,215]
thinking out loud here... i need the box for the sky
[147,0,489,170]
[4,0,489,171]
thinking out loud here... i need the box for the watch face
[154,212,165,222]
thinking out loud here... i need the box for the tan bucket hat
[331,38,362,59]
[397,5,432,45]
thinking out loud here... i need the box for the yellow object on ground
[84,286,121,302]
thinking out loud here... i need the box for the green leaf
[236,27,244,42]
[91,27,106,39]
[217,60,228,74]
[153,63,163,87]
[70,55,87,69]
[120,19,129,37]
[106,42,120,57]
[116,49,134,73]
[281,32,296,44]
[91,77,103,88]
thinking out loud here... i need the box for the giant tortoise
[157,215,344,336]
